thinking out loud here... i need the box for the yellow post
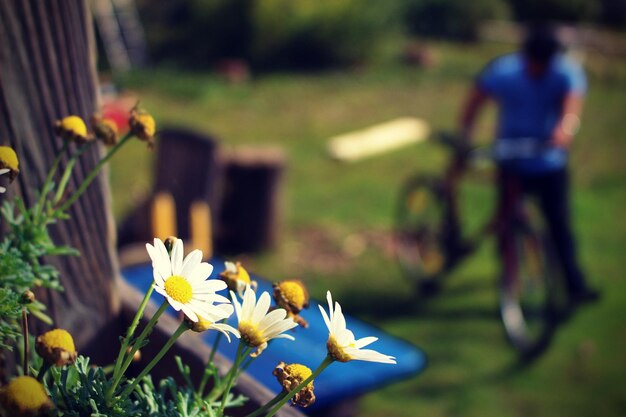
[190,200,213,259]
[151,192,177,240]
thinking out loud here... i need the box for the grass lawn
[109,40,626,417]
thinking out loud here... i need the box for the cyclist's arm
[550,92,584,149]
[458,86,490,145]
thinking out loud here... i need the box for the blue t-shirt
[477,52,587,175]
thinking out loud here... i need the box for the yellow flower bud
[0,146,19,181]
[0,375,52,417]
[129,107,156,147]
[91,114,119,146]
[35,328,77,366]
[55,115,91,143]
[273,280,309,313]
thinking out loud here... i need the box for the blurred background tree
[403,0,510,41]
[130,0,626,72]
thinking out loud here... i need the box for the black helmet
[522,25,562,64]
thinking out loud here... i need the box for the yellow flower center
[59,115,88,138]
[164,275,193,304]
[277,281,307,309]
[39,329,75,353]
[239,321,265,347]
[190,316,213,333]
[2,376,50,412]
[0,146,19,171]
[327,336,352,362]
[285,363,313,388]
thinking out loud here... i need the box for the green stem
[208,331,223,366]
[21,309,28,376]
[58,132,132,212]
[244,392,287,417]
[216,343,249,412]
[119,322,188,399]
[108,299,168,401]
[52,142,93,206]
[198,328,224,396]
[111,284,155,389]
[265,356,334,417]
[35,141,69,217]
[197,366,214,398]
[52,157,78,204]
[37,362,51,382]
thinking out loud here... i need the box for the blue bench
[122,261,427,412]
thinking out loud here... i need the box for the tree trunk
[0,0,120,357]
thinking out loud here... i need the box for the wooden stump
[117,127,220,252]
[216,146,285,254]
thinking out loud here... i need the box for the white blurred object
[327,117,430,162]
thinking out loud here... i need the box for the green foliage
[47,357,137,417]
[0,194,73,350]
[136,0,399,70]
[251,0,398,69]
[509,0,599,23]
[44,355,248,417]
[403,0,510,40]
[0,288,22,350]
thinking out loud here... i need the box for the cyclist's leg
[495,170,523,289]
[531,169,591,297]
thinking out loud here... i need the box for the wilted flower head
[146,238,233,323]
[231,287,297,357]
[129,106,156,147]
[319,291,396,364]
[91,114,119,146]
[55,115,91,143]
[273,361,316,408]
[273,280,310,328]
[220,261,257,297]
[0,376,52,417]
[35,328,77,366]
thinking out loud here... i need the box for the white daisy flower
[0,168,10,193]
[319,291,396,364]
[231,287,298,357]
[188,312,240,343]
[146,238,233,323]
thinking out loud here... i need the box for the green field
[109,40,626,417]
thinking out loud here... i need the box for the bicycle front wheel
[393,176,448,294]
[499,201,558,358]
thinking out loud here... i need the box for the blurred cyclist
[457,25,599,308]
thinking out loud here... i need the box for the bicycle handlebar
[434,132,554,163]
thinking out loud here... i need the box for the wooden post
[0,0,120,359]
[0,5,306,416]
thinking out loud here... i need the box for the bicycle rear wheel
[499,200,558,358]
[393,176,448,294]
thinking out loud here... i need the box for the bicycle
[393,132,568,358]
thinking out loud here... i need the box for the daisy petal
[354,336,378,349]
[251,292,271,324]
[181,250,203,278]
[257,309,287,332]
[171,239,184,275]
